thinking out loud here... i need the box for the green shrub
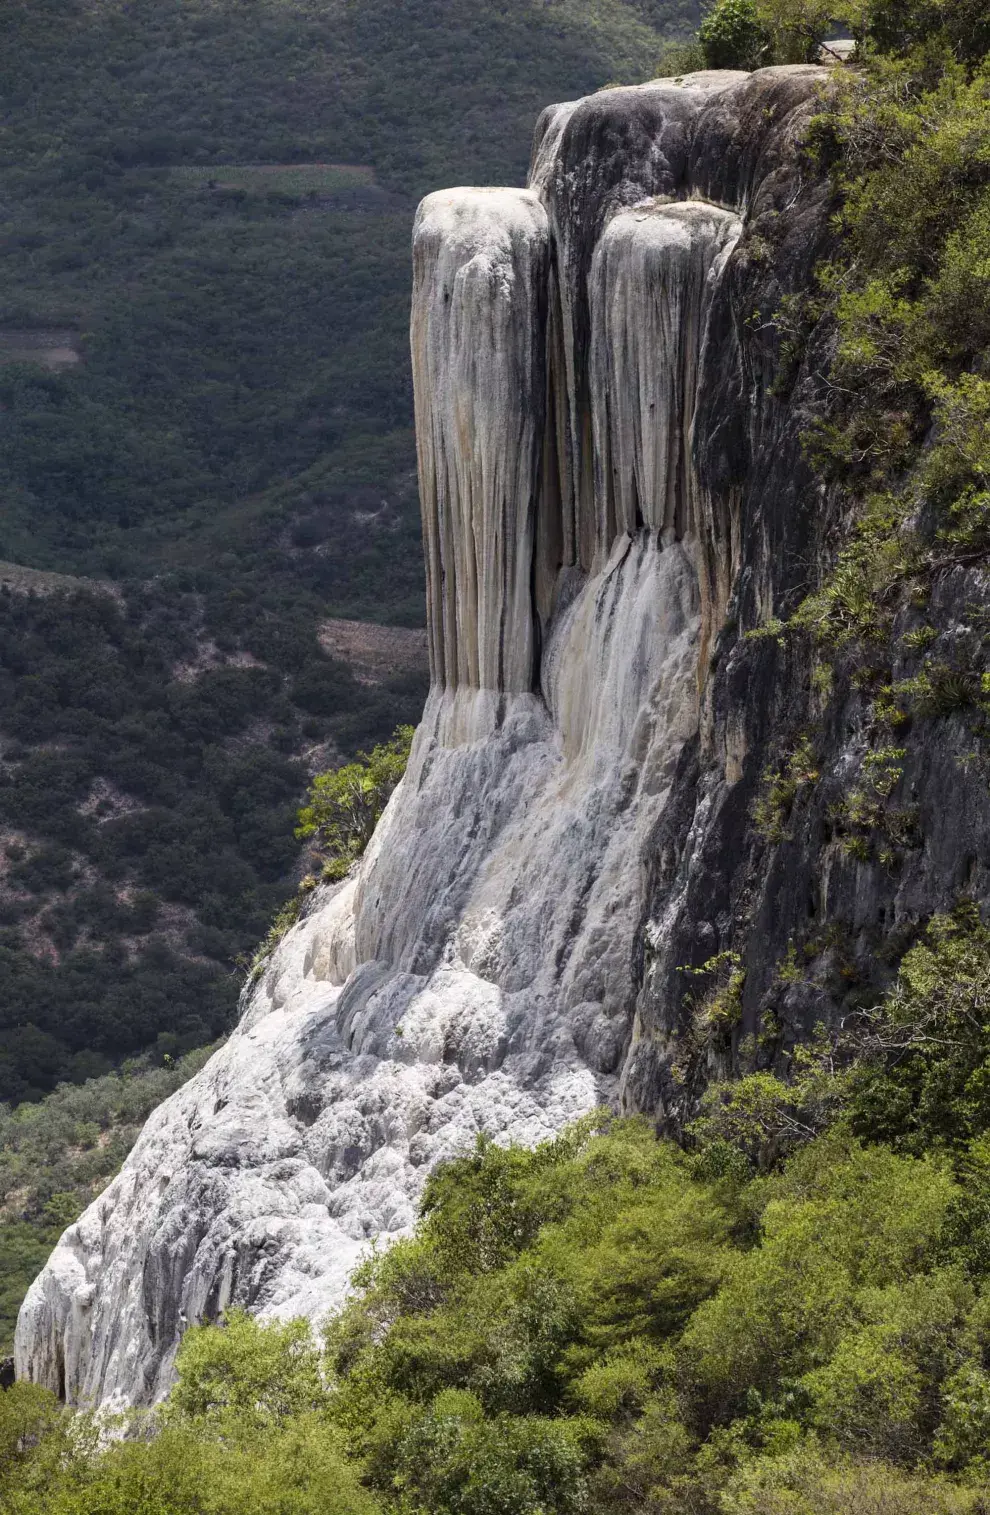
[0,1316,377,1515]
[296,724,414,881]
[757,0,838,62]
[165,1310,326,1431]
[699,0,771,68]
[848,904,990,1151]
[692,904,990,1175]
[722,1440,985,1514]
[679,1135,956,1422]
[681,951,747,1060]
[246,722,415,980]
[801,1268,972,1460]
[654,37,707,74]
[934,1360,990,1477]
[752,736,820,843]
[245,893,302,982]
[391,1394,590,1515]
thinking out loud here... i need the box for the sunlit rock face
[17,65,831,1408]
[412,187,548,697]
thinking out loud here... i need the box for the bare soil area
[318,618,428,686]
[0,329,80,370]
[0,561,120,602]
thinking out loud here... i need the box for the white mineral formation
[589,202,742,557]
[17,65,827,1408]
[412,188,548,697]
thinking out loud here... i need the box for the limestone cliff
[18,64,851,1407]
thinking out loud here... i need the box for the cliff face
[17,64,848,1408]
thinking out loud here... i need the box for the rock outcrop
[18,64,840,1407]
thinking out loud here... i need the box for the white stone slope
[17,65,826,1408]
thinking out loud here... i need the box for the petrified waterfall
[17,65,829,1407]
[412,188,547,700]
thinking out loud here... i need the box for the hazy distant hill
[0,0,696,586]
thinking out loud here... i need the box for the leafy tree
[757,0,846,61]
[0,1380,80,1508]
[722,1440,984,1513]
[699,0,772,68]
[296,725,414,881]
[680,1135,957,1422]
[934,1359,990,1479]
[390,1393,591,1515]
[0,1316,378,1515]
[165,1311,326,1432]
[44,1418,379,1515]
[847,906,990,1152]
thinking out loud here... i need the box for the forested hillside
[0,0,696,1105]
[0,0,691,585]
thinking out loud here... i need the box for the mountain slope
[0,0,696,580]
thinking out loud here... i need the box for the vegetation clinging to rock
[8,1094,990,1511]
[297,726,415,884]
[246,724,415,982]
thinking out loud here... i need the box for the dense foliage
[700,0,990,69]
[0,584,426,1103]
[10,1033,990,1511]
[1,1315,376,1514]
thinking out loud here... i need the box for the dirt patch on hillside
[0,560,121,603]
[170,640,265,684]
[77,778,146,824]
[0,329,81,370]
[318,619,428,686]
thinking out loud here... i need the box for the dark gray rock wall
[623,135,990,1122]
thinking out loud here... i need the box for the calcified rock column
[589,202,742,563]
[529,73,745,577]
[412,189,548,699]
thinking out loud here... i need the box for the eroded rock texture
[18,64,841,1408]
[412,188,548,696]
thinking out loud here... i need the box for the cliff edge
[17,65,846,1407]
